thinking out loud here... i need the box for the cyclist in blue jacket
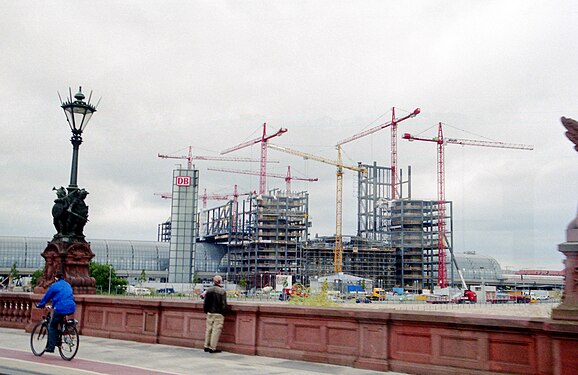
[36,273,76,353]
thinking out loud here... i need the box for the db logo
[175,176,191,186]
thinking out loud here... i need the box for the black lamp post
[60,87,97,188]
[34,87,99,295]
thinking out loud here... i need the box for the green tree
[239,274,247,290]
[31,268,44,287]
[9,262,19,280]
[9,262,22,286]
[89,262,127,294]
[192,272,200,285]
[138,269,147,285]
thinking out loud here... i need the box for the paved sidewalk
[0,328,405,375]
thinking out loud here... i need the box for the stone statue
[51,186,89,240]
[52,186,68,234]
[560,116,578,241]
[551,116,578,321]
[561,116,578,151]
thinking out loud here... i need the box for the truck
[453,261,477,303]
[428,268,477,304]
[509,293,532,303]
[370,287,386,301]
[452,289,478,304]
[485,292,510,304]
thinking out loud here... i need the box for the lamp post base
[34,239,96,295]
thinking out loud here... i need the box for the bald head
[213,275,222,285]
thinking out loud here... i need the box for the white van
[126,285,151,295]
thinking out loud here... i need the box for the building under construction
[302,235,396,289]
[384,199,453,291]
[356,162,453,290]
[200,188,310,289]
[161,161,454,291]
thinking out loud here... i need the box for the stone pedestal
[33,240,96,295]
[552,210,578,321]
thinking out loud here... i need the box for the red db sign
[175,176,191,186]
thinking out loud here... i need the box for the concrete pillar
[552,208,578,321]
[553,117,578,321]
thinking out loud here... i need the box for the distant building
[0,236,228,286]
[0,236,169,284]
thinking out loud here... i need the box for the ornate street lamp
[59,87,97,188]
[34,87,99,296]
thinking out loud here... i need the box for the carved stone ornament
[552,117,578,320]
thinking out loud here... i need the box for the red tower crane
[158,145,269,169]
[207,166,318,193]
[156,186,252,210]
[201,185,254,230]
[337,107,420,199]
[403,123,533,288]
[201,189,230,209]
[201,185,254,209]
[221,123,287,195]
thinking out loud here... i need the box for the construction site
[157,109,533,291]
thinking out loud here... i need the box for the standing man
[36,273,76,353]
[203,274,228,353]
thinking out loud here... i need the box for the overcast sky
[1,1,576,271]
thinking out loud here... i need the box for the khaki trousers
[204,313,225,350]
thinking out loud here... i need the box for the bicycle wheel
[58,324,79,361]
[30,322,48,356]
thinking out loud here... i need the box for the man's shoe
[44,348,54,353]
[209,349,222,353]
[204,347,210,352]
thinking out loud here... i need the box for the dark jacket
[38,279,76,315]
[203,285,227,314]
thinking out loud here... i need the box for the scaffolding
[357,162,411,241]
[200,188,310,289]
[161,161,454,290]
[157,220,171,242]
[384,199,453,290]
[357,162,453,290]
[303,236,396,289]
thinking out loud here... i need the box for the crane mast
[403,123,533,288]
[335,146,344,272]
[437,124,447,288]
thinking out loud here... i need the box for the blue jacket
[38,279,76,315]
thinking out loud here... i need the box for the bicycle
[30,306,79,360]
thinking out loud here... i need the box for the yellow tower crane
[268,143,367,273]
